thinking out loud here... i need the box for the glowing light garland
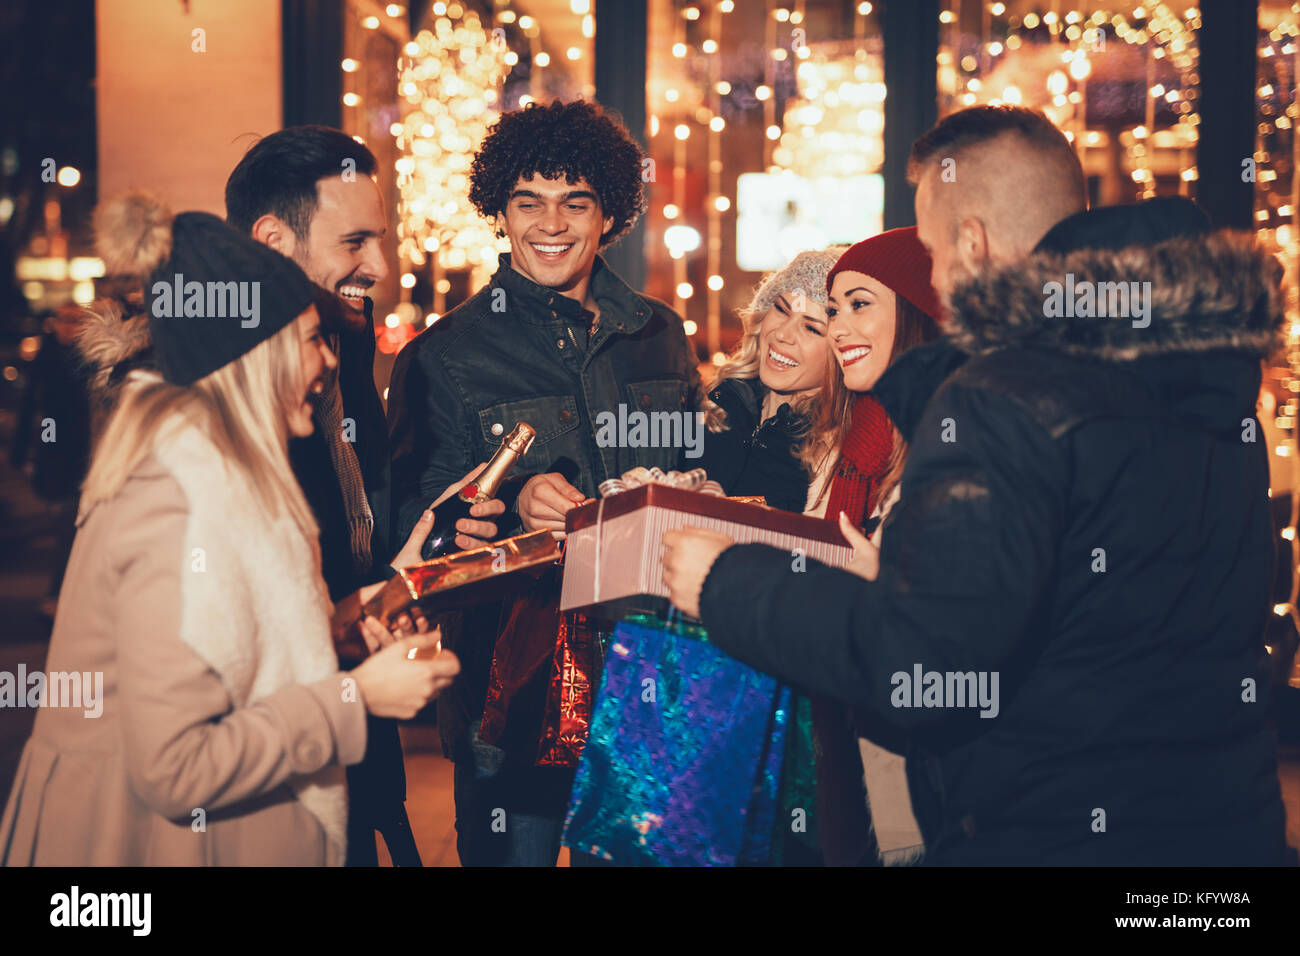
[939,3,1201,197]
[772,56,885,179]
[393,12,511,306]
[656,1,885,361]
[1258,6,1300,686]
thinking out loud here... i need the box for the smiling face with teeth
[286,305,339,438]
[495,174,614,305]
[304,177,390,331]
[826,270,897,393]
[755,293,830,400]
[254,176,390,334]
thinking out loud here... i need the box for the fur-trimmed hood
[945,199,1285,363]
[74,292,155,432]
[76,294,151,391]
[75,190,169,422]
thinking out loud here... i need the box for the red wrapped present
[477,568,608,768]
[478,565,564,758]
[534,611,606,767]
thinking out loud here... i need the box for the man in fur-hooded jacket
[663,106,1289,865]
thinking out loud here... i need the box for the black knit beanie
[145,212,316,385]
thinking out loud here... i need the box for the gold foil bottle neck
[465,422,534,503]
[504,422,536,456]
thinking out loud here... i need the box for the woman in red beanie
[799,227,944,867]
[803,227,945,521]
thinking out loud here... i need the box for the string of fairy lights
[391,10,509,318]
[1242,3,1300,687]
[939,4,1201,199]
[340,0,595,338]
[651,0,882,361]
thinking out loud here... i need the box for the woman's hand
[330,586,374,662]
[352,628,459,719]
[356,604,431,654]
[389,463,508,569]
[839,511,880,581]
[661,527,735,619]
[332,582,428,661]
[331,590,364,650]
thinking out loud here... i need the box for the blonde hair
[702,249,843,434]
[81,317,319,553]
[801,294,941,512]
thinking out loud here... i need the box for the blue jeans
[452,727,575,866]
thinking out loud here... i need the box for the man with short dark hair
[906,104,1089,303]
[226,125,503,865]
[664,105,1289,865]
[388,99,702,866]
[227,126,396,590]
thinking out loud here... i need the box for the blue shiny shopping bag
[562,617,791,866]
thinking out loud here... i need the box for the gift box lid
[565,483,847,546]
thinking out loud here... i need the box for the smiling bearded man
[225,125,504,867]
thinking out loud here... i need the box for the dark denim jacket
[387,253,703,542]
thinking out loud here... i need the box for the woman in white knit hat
[696,248,843,514]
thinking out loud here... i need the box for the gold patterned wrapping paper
[361,529,561,627]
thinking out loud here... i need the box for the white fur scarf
[153,422,348,865]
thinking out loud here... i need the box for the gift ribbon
[592,494,608,607]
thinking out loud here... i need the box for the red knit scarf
[824,394,895,528]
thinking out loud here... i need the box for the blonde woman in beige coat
[0,210,456,866]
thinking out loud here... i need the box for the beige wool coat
[0,422,369,866]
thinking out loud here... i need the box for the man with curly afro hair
[388,99,703,866]
[467,99,648,253]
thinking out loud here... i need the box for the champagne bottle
[419,422,536,560]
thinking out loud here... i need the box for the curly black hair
[468,99,647,247]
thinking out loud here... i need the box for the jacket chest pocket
[478,394,585,487]
[620,376,695,470]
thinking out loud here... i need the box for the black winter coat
[387,253,702,761]
[696,376,811,513]
[699,198,1289,865]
